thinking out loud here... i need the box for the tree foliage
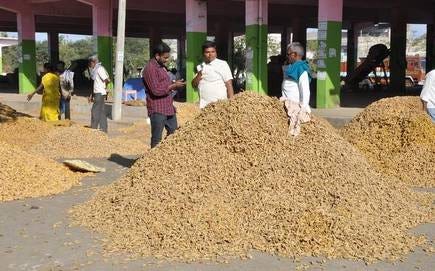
[1,33,152,78]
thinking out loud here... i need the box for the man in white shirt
[57,61,74,120]
[420,69,435,123]
[192,41,234,108]
[88,55,110,132]
[281,42,311,113]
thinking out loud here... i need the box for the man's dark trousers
[150,113,177,148]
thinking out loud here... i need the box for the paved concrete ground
[0,93,434,270]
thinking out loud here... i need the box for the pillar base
[19,39,37,94]
[96,36,113,91]
[97,36,113,76]
[186,31,206,103]
[245,24,268,95]
[316,21,342,108]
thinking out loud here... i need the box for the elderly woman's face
[89,60,96,69]
[287,49,297,64]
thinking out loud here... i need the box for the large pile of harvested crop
[0,102,29,122]
[0,111,147,158]
[341,96,435,187]
[72,92,433,263]
[29,125,147,159]
[0,117,54,149]
[175,102,200,126]
[0,141,82,201]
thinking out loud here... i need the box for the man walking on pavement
[88,55,110,133]
[143,42,186,148]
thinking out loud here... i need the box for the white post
[112,0,126,121]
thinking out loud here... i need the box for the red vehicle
[343,43,426,89]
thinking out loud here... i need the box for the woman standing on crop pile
[27,63,60,121]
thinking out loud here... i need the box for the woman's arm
[27,84,44,101]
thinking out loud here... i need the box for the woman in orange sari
[27,63,60,121]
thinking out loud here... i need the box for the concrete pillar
[215,22,230,62]
[426,23,435,72]
[0,1,36,93]
[48,32,59,65]
[92,0,113,77]
[228,31,234,68]
[177,36,186,75]
[245,0,268,94]
[17,8,36,94]
[346,23,357,75]
[281,26,291,57]
[186,0,207,102]
[316,0,343,108]
[389,7,407,93]
[149,26,162,53]
[291,18,307,48]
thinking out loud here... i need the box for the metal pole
[112,0,126,121]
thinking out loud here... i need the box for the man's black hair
[43,62,54,72]
[153,42,171,56]
[202,41,217,52]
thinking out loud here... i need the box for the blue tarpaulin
[123,78,146,101]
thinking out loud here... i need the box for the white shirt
[92,64,110,95]
[59,70,74,98]
[421,70,435,108]
[197,58,233,109]
[281,65,311,113]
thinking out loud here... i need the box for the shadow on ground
[108,153,138,168]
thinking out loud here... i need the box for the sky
[5,32,91,41]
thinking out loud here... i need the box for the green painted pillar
[18,40,37,94]
[186,0,207,102]
[186,32,206,102]
[316,0,343,108]
[245,0,268,94]
[92,1,113,82]
[97,36,113,76]
[17,9,37,94]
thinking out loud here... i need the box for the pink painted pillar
[316,0,343,108]
[17,5,37,93]
[93,0,113,77]
[245,0,268,94]
[0,0,37,93]
[186,0,207,102]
